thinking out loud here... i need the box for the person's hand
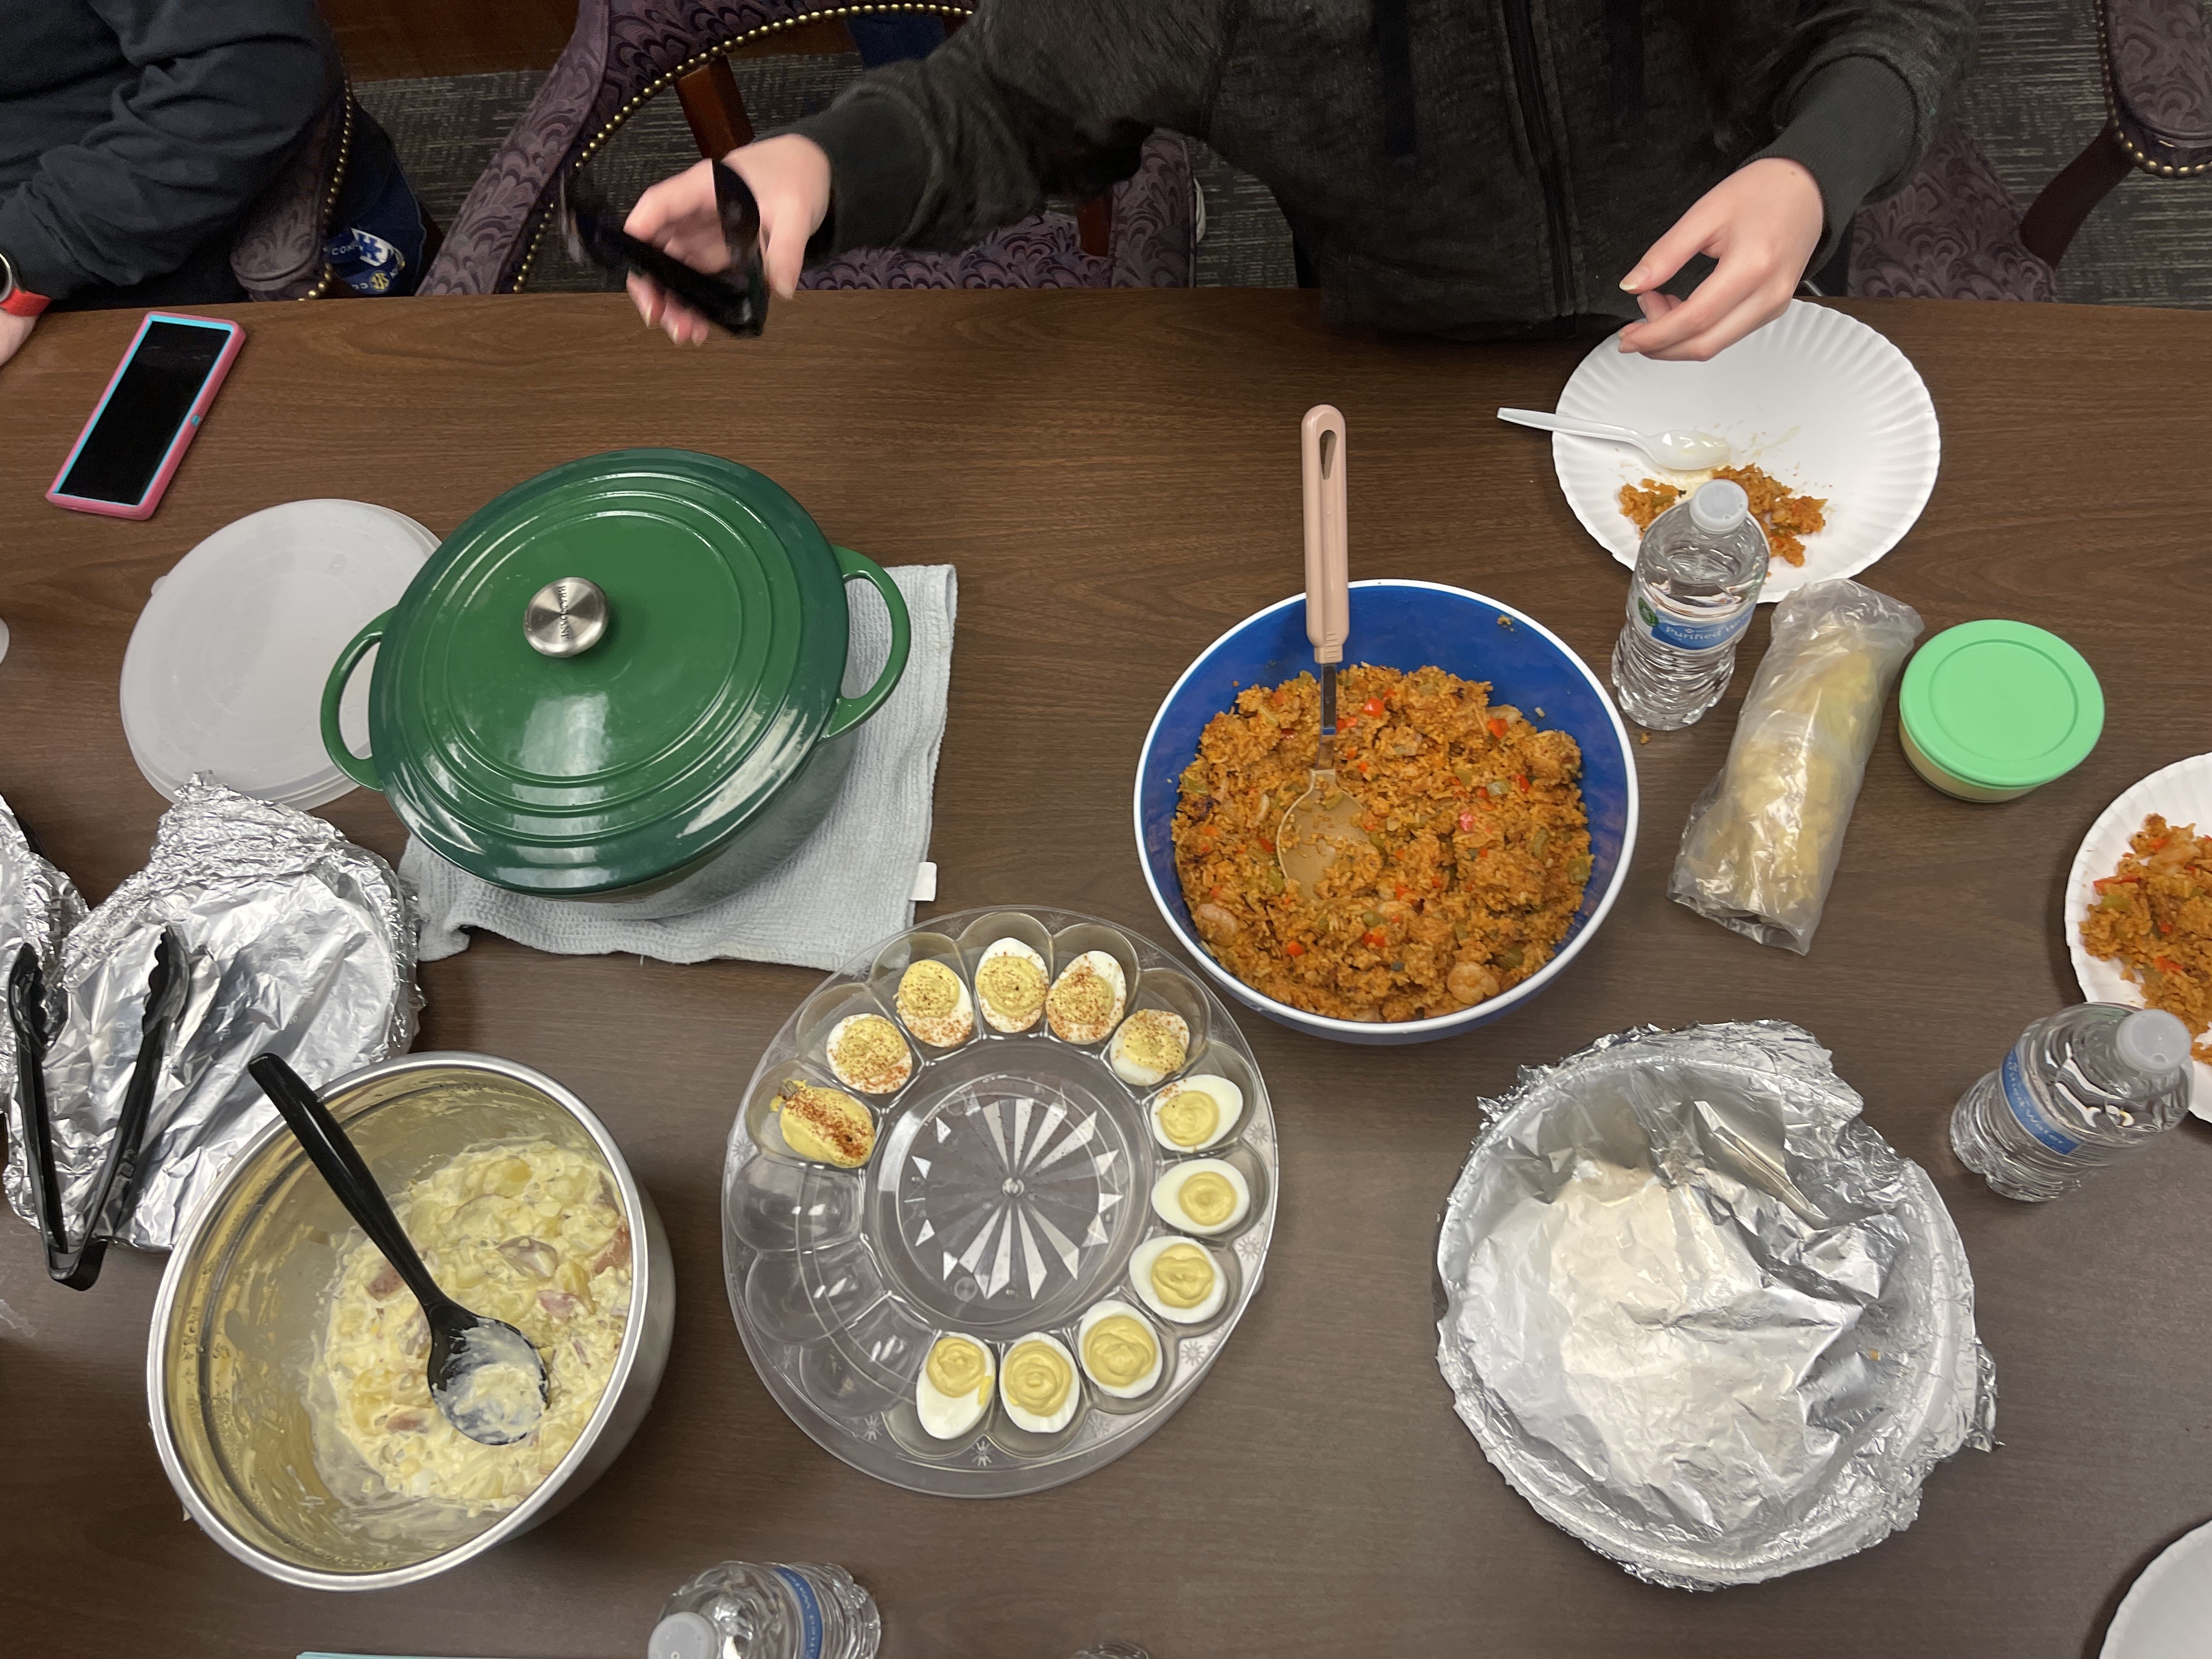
[623,133,831,345]
[1615,157,1825,362]
[0,309,36,370]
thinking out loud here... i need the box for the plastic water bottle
[650,1561,881,1659]
[1950,1005,2194,1201]
[1610,479,1769,729]
[1069,1646,1152,1658]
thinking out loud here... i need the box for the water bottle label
[773,1566,827,1659]
[2000,1046,2080,1155]
[1636,594,1750,652]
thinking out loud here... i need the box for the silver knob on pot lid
[524,578,608,657]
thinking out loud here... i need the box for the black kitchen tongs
[559,159,769,337]
[6,928,189,1289]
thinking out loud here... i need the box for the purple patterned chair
[420,0,1194,297]
[1849,0,2212,301]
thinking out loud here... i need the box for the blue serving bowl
[1133,581,1639,1046]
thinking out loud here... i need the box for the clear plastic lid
[119,500,436,809]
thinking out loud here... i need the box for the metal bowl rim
[145,1048,659,1591]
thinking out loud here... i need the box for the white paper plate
[120,500,437,810]
[2102,1517,2212,1658]
[1549,302,1941,603]
[2064,752,2212,1124]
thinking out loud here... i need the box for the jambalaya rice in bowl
[1135,582,1638,1048]
[1172,665,1592,1023]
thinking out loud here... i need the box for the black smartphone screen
[57,320,231,505]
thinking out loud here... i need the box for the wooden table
[3,290,2209,1659]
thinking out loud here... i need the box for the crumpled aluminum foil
[1436,1022,1996,1590]
[1,791,88,1140]
[2,779,420,1251]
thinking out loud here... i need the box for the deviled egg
[1150,1157,1251,1236]
[1046,950,1127,1045]
[998,1331,1081,1433]
[1148,1073,1245,1152]
[1076,1299,1163,1398]
[826,1012,913,1096]
[915,1333,995,1440]
[1130,1234,1227,1324]
[974,938,1049,1033]
[895,959,975,1048]
[1107,1008,1190,1087]
[771,1077,876,1168]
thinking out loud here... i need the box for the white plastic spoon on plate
[1497,408,1731,471]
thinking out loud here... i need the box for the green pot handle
[823,546,911,741]
[321,610,390,792]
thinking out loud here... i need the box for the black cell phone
[46,312,244,518]
[561,161,770,337]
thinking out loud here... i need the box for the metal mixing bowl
[146,1052,674,1589]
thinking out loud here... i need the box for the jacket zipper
[1498,0,1577,329]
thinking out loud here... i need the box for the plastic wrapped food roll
[1669,579,1923,953]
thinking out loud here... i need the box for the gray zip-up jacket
[0,0,337,305]
[795,0,1975,337]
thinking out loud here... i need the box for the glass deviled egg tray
[724,906,1279,1496]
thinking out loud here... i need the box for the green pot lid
[1899,620,2104,792]
[334,449,879,894]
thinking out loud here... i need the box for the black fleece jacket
[0,0,338,304]
[794,0,1974,338]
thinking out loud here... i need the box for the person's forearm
[790,81,946,257]
[1749,56,1920,275]
[792,47,1148,258]
[0,0,337,298]
[788,0,1193,259]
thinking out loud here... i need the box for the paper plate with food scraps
[2101,1515,2212,1659]
[2065,752,2212,1123]
[1548,301,1940,602]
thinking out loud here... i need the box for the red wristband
[1,284,48,318]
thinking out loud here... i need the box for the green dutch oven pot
[321,449,910,918]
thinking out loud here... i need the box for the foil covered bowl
[1436,1022,1996,1589]
[147,1052,674,1589]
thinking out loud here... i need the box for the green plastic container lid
[1899,620,2104,792]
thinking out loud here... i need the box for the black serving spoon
[8,928,189,1290]
[249,1053,549,1446]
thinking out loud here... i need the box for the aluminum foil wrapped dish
[1436,1022,1996,1589]
[3,780,419,1252]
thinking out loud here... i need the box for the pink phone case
[46,311,245,520]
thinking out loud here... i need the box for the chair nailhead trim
[2095,0,2211,180]
[516,5,975,289]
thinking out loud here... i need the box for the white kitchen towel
[403,564,955,969]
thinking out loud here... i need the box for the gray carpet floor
[359,0,2207,306]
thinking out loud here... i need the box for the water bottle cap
[1689,479,1750,533]
[649,1611,717,1659]
[2116,1008,2192,1074]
